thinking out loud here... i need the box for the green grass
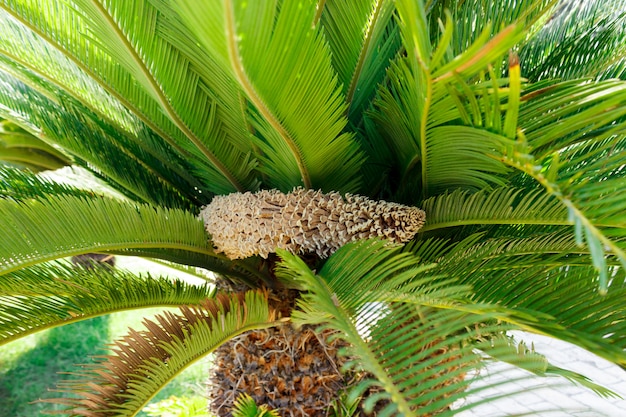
[0,308,209,417]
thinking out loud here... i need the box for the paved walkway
[455,331,626,416]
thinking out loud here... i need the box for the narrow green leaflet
[321,0,400,122]
[0,194,212,273]
[177,0,364,192]
[0,261,214,345]
[0,1,257,193]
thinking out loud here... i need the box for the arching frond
[0,14,140,136]
[478,334,617,398]
[176,0,364,193]
[42,290,276,417]
[419,187,568,233]
[0,42,207,203]
[520,79,626,152]
[0,165,101,201]
[370,1,525,201]
[505,79,626,291]
[0,261,214,346]
[0,194,227,276]
[278,241,482,416]
[0,1,257,194]
[278,240,617,416]
[520,0,626,81]
[429,0,556,63]
[409,233,626,362]
[320,0,400,124]
[0,71,200,209]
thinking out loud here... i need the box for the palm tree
[0,0,625,416]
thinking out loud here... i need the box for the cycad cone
[200,188,426,259]
[202,189,430,416]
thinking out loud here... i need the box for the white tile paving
[455,332,626,416]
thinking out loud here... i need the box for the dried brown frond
[200,188,426,259]
[40,291,271,417]
[210,324,349,417]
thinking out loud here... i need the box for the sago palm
[0,0,625,416]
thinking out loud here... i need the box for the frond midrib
[87,0,244,192]
[1,242,215,275]
[420,218,570,232]
[223,0,311,189]
[0,48,204,196]
[0,302,196,347]
[0,3,244,192]
[345,0,384,109]
[421,218,621,232]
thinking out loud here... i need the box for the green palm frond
[231,394,280,417]
[429,0,556,61]
[278,239,615,415]
[0,194,262,279]
[0,1,257,194]
[278,241,484,416]
[478,334,617,398]
[0,29,206,203]
[0,71,201,209]
[0,189,265,283]
[0,261,213,346]
[419,187,568,233]
[43,290,276,417]
[321,0,401,124]
[410,233,626,362]
[370,1,529,200]
[0,13,151,143]
[176,0,364,193]
[504,79,626,291]
[520,79,626,152]
[520,0,626,81]
[0,165,99,201]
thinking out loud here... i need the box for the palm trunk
[209,287,349,416]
